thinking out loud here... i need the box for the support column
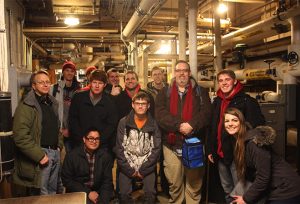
[171,38,177,80]
[0,0,8,91]
[178,0,186,61]
[141,51,148,88]
[214,1,222,90]
[133,36,138,73]
[188,0,198,79]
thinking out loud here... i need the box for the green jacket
[12,90,63,188]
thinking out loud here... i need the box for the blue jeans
[40,148,60,195]
[218,160,238,204]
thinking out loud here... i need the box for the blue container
[182,137,204,168]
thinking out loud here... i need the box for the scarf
[125,84,141,98]
[167,80,193,145]
[216,81,243,157]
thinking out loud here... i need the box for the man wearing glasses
[115,91,161,203]
[155,60,211,204]
[62,128,113,204]
[13,70,63,196]
[69,70,118,150]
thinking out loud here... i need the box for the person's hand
[88,191,99,204]
[208,154,214,163]
[111,85,121,96]
[39,154,49,165]
[61,128,69,138]
[132,171,138,178]
[179,122,193,135]
[231,195,246,204]
[137,172,143,179]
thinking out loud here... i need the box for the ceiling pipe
[197,5,300,52]
[122,0,167,40]
[23,28,118,33]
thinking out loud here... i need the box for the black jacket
[61,146,113,204]
[69,90,118,148]
[115,110,161,178]
[208,91,265,164]
[243,126,300,203]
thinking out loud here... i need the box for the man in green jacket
[13,70,63,196]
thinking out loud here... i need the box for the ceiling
[21,0,299,71]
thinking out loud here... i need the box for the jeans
[218,160,238,204]
[40,148,60,195]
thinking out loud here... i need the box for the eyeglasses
[35,81,51,86]
[85,137,100,143]
[133,102,148,107]
[175,69,189,73]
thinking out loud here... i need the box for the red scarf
[216,81,243,157]
[125,84,141,98]
[168,81,193,145]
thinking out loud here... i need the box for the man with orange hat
[50,60,81,152]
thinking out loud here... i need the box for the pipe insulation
[122,0,167,39]
[197,5,300,52]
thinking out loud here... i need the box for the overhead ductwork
[122,0,167,39]
[23,28,119,38]
[197,5,300,53]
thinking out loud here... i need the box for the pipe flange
[136,6,147,17]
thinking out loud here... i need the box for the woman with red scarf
[207,69,265,204]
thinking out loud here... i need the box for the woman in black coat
[223,107,300,204]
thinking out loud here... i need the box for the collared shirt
[84,148,95,188]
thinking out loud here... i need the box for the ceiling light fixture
[64,17,80,26]
[217,3,228,14]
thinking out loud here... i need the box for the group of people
[11,60,300,204]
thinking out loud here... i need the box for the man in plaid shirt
[62,127,113,204]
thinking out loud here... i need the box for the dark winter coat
[115,110,161,178]
[155,77,211,150]
[69,90,118,148]
[12,90,63,188]
[61,146,113,204]
[146,81,168,100]
[207,91,265,165]
[243,126,300,203]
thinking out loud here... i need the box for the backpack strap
[52,83,59,97]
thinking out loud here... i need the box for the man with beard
[155,60,211,204]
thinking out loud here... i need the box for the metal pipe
[122,0,167,39]
[178,0,186,61]
[197,5,300,52]
[23,28,118,33]
[188,0,198,79]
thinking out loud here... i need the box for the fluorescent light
[217,3,228,14]
[64,17,79,26]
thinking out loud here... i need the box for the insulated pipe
[197,5,300,52]
[188,0,198,79]
[178,0,186,61]
[122,0,166,39]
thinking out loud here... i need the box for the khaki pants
[163,145,204,204]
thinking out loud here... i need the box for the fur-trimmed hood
[245,126,276,147]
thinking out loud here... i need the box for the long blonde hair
[224,107,248,180]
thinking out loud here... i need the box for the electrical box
[260,103,286,158]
